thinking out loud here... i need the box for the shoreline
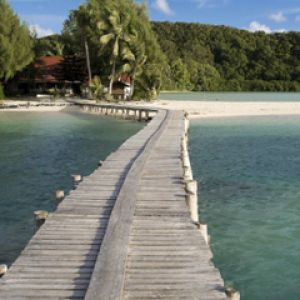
[0,106,67,112]
[144,100,300,119]
[3,99,300,119]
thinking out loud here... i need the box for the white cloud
[30,24,54,37]
[154,0,173,15]
[248,21,272,33]
[195,0,228,8]
[269,11,287,23]
[274,28,287,33]
[247,21,287,34]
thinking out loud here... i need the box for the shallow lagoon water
[190,115,300,300]
[160,91,300,102]
[0,111,142,265]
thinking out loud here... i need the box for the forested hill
[152,22,300,92]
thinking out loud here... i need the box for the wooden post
[55,190,64,204]
[184,115,190,134]
[185,180,199,222]
[196,223,210,245]
[225,287,240,300]
[34,210,49,230]
[72,174,82,186]
[0,264,7,277]
[145,110,150,121]
[184,165,193,181]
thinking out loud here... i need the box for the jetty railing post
[34,210,49,230]
[182,136,193,181]
[145,110,149,121]
[184,113,190,134]
[55,190,65,205]
[185,180,199,222]
[0,265,7,278]
[225,287,241,300]
[72,175,82,187]
[195,223,210,245]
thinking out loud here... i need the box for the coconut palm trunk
[130,75,135,98]
[109,57,116,95]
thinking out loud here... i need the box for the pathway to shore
[0,106,225,299]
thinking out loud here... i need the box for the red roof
[34,56,64,83]
[118,73,131,85]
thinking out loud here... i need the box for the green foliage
[153,22,300,91]
[33,35,65,56]
[0,84,4,99]
[90,76,104,100]
[62,0,165,100]
[0,0,33,82]
[48,88,60,99]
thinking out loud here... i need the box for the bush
[90,76,104,100]
[0,84,5,100]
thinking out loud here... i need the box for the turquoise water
[190,115,300,300]
[0,111,142,266]
[160,91,300,102]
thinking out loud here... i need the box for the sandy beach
[145,100,300,119]
[0,100,67,112]
[0,106,67,112]
[3,99,300,118]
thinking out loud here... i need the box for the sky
[8,0,300,37]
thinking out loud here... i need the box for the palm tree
[121,35,147,98]
[98,7,132,95]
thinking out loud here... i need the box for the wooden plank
[84,110,168,300]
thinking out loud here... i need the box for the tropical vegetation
[0,0,33,99]
[1,0,300,100]
[61,0,165,100]
[153,22,300,92]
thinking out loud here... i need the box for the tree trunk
[130,75,135,99]
[109,57,116,95]
[85,40,92,99]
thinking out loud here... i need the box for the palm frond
[97,21,108,31]
[122,47,135,61]
[122,63,132,73]
[113,39,120,57]
[100,33,114,45]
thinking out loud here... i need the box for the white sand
[142,100,300,119]
[0,106,67,112]
[3,99,300,118]
[0,100,67,112]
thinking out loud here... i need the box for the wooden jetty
[0,104,228,300]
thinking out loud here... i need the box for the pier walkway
[0,105,226,299]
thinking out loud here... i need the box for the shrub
[0,84,5,100]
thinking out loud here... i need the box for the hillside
[152,22,300,91]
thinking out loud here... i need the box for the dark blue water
[0,111,142,265]
[190,115,300,300]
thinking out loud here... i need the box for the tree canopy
[0,0,33,83]
[153,22,300,92]
[62,0,166,100]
